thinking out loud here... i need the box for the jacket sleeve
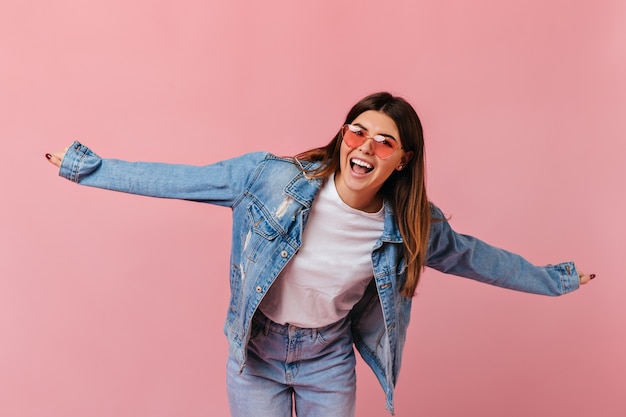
[425,204,580,296]
[58,141,268,208]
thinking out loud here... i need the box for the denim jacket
[59,141,580,414]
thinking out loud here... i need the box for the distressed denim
[59,141,580,414]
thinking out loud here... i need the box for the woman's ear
[398,151,413,170]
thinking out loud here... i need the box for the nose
[358,136,376,154]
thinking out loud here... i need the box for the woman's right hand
[45,148,67,168]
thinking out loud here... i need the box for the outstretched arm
[45,141,268,208]
[426,204,595,294]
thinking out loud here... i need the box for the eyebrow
[353,123,398,142]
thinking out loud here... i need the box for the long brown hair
[295,92,430,297]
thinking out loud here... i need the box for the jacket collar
[381,200,403,244]
[283,159,324,208]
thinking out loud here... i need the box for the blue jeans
[226,311,357,417]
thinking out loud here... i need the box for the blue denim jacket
[59,141,580,414]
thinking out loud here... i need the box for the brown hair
[295,92,430,297]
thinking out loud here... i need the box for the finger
[45,153,60,167]
[578,272,596,285]
[45,150,66,167]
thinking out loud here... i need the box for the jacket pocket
[243,202,279,263]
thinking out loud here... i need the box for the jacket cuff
[59,141,96,183]
[548,261,580,294]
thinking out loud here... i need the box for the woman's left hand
[45,148,67,168]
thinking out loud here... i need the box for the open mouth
[350,158,374,174]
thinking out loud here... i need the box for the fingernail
[45,153,52,160]
[590,274,596,280]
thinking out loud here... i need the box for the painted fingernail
[45,153,52,160]
[590,274,596,280]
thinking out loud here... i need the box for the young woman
[46,92,594,416]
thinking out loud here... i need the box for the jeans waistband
[253,309,348,337]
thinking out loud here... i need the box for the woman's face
[334,110,413,212]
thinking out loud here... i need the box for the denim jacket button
[280,250,288,258]
[255,286,263,293]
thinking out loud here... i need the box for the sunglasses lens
[342,125,398,159]
[373,140,394,159]
[342,125,364,148]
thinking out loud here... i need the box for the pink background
[1,0,624,416]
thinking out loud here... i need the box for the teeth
[351,158,373,169]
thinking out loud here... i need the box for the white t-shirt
[259,174,385,328]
